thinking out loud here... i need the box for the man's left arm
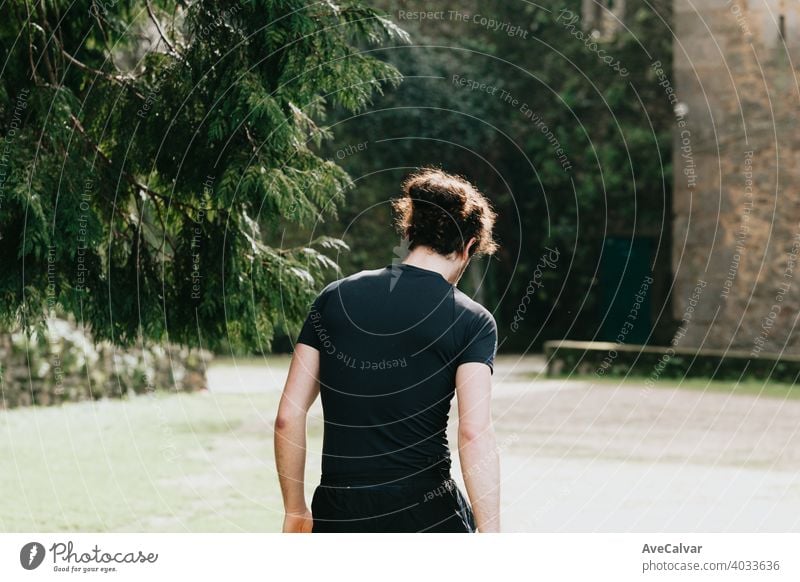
[274,343,321,533]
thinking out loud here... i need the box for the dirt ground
[483,356,800,532]
[210,354,800,532]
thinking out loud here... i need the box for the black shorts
[311,472,476,533]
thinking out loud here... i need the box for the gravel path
[208,355,800,531]
[485,358,800,531]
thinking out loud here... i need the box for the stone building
[672,0,800,354]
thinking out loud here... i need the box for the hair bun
[404,169,469,217]
[392,168,498,258]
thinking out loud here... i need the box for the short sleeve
[296,282,336,350]
[457,311,498,374]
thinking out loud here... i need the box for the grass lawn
[0,387,321,532]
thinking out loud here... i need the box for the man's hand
[282,508,313,533]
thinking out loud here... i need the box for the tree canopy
[2,0,677,354]
[315,0,675,350]
[0,0,407,350]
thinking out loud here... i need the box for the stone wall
[0,319,209,409]
[672,0,800,353]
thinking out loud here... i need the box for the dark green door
[599,237,652,344]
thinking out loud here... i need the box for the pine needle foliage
[0,0,405,350]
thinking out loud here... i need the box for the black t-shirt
[296,263,497,481]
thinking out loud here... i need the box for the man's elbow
[458,423,493,445]
[274,408,306,432]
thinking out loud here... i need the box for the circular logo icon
[20,542,45,570]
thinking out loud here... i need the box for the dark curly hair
[391,168,498,257]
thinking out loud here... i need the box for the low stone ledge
[544,339,800,383]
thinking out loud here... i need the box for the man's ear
[464,237,477,258]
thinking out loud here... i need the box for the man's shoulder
[318,267,388,296]
[452,287,496,327]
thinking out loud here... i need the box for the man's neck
[402,246,466,285]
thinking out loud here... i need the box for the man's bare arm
[274,343,320,533]
[455,362,500,532]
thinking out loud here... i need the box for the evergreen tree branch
[32,1,58,85]
[145,0,181,59]
[60,48,145,100]
[67,113,199,220]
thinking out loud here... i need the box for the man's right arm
[455,362,500,532]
